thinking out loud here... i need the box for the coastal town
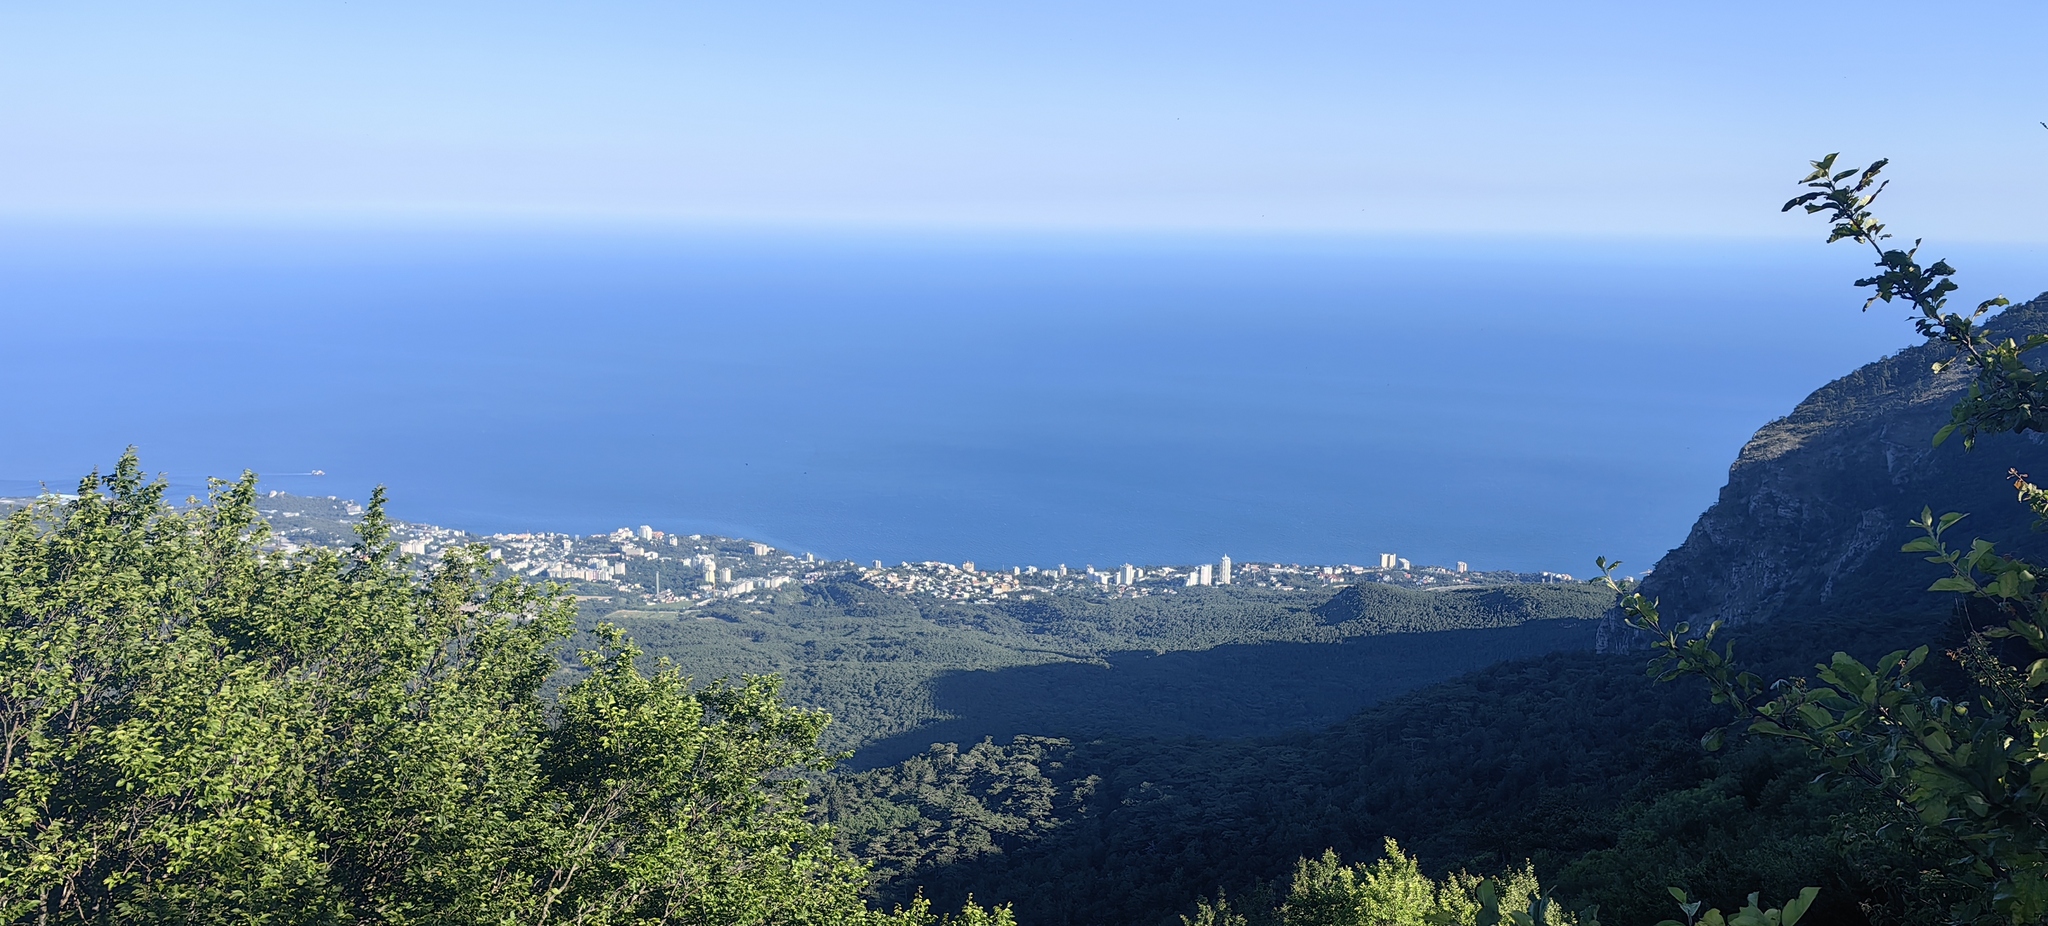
[2,489,1582,609]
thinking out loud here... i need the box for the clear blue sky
[3,2,2043,238]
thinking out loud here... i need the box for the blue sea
[3,224,2038,574]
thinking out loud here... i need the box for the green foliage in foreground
[0,453,1008,925]
[1178,842,1817,926]
[1652,888,1820,926]
[1181,841,1591,926]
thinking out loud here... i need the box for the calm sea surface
[3,225,2037,574]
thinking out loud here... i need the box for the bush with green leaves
[1174,843,1827,926]
[1656,888,1818,926]
[1178,840,1821,926]
[1178,840,1595,926]
[0,454,1009,925]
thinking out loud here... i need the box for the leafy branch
[1598,548,2038,921]
[1782,154,2030,448]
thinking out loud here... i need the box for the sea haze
[3,225,2032,574]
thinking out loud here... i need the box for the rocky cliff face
[1599,296,2048,652]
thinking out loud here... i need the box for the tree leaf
[1780,888,1820,926]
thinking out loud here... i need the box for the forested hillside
[818,608,1945,926]
[600,579,1612,763]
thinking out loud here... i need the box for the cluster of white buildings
[850,549,1571,603]
[1175,556,1233,587]
[859,560,1048,601]
[1371,553,1471,573]
[249,493,1582,611]
[480,531,1556,607]
[436,524,824,605]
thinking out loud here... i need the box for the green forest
[600,579,1612,763]
[10,156,2048,925]
[816,607,1949,925]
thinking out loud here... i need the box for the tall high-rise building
[702,558,717,585]
[1219,556,1232,585]
[1184,571,1199,586]
[637,525,654,540]
[1120,564,1137,585]
[719,567,733,584]
[1198,564,1213,586]
[1378,553,1399,569]
[1456,561,1469,573]
[1398,558,1411,571]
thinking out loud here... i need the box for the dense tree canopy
[0,454,1007,925]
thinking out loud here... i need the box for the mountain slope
[1601,295,2048,648]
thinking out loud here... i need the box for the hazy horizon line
[9,210,2048,251]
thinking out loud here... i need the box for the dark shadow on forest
[849,618,1596,769]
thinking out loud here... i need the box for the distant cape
[1600,293,2048,651]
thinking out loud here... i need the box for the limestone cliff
[1599,295,2048,652]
